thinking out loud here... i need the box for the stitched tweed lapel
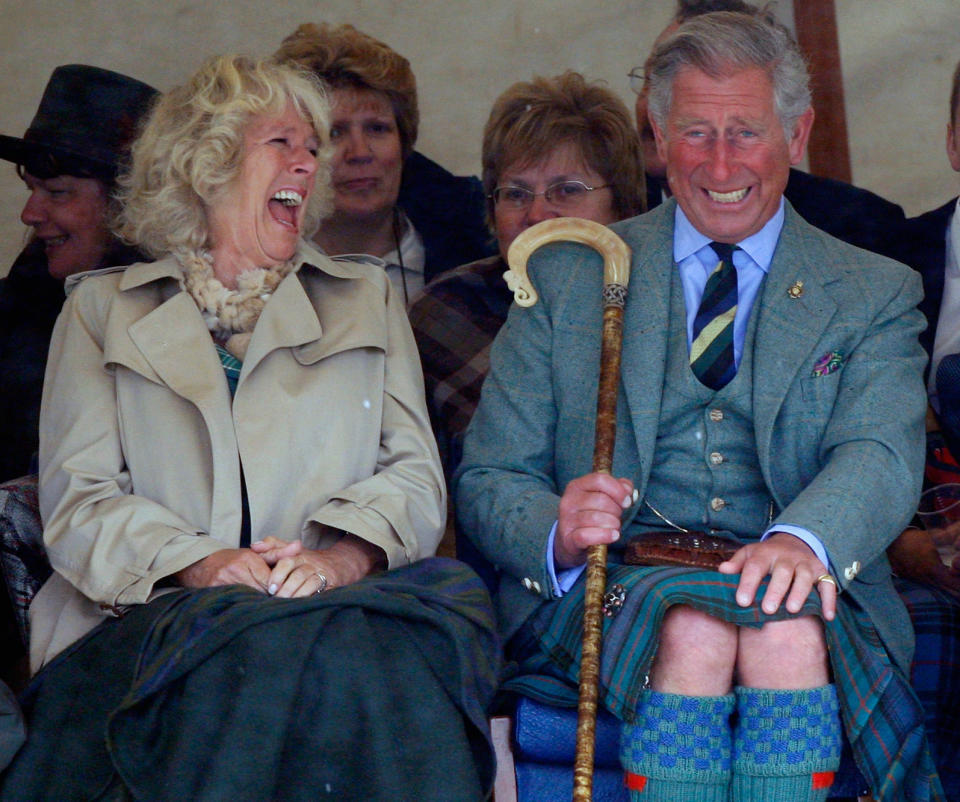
[615,205,675,493]
[752,204,840,465]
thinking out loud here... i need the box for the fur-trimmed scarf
[176,249,297,360]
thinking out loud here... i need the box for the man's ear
[947,121,960,172]
[787,106,815,166]
[651,117,668,165]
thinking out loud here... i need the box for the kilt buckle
[602,583,626,617]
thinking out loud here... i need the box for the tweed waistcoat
[636,267,773,539]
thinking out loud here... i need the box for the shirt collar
[673,198,785,273]
[322,211,425,275]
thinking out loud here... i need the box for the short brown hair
[482,71,645,227]
[276,22,418,158]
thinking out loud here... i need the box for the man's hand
[927,520,960,573]
[718,531,836,621]
[555,473,635,570]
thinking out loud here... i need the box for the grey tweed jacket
[455,200,927,673]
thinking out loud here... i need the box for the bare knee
[737,616,829,689]
[650,605,737,695]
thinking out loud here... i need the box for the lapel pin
[788,280,804,299]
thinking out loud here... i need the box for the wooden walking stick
[505,217,632,802]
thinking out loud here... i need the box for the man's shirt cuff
[547,521,586,596]
[762,524,832,573]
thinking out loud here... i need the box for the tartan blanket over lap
[506,564,945,802]
[1,558,501,802]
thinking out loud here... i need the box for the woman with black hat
[0,64,157,482]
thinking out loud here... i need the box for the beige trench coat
[30,242,445,670]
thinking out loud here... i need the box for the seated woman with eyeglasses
[409,70,645,475]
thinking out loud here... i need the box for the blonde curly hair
[115,54,334,258]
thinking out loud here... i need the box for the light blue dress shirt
[547,201,830,595]
[674,201,779,368]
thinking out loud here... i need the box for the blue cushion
[516,761,626,802]
[513,696,621,767]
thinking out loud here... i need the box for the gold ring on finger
[816,573,836,587]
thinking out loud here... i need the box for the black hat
[0,64,158,182]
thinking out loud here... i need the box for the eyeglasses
[489,180,612,211]
[628,67,646,95]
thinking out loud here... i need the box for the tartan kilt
[506,564,945,802]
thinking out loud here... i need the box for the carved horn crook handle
[505,217,632,802]
[505,217,631,307]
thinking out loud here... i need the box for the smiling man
[634,0,908,263]
[457,12,942,802]
[651,63,812,247]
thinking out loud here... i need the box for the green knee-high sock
[620,689,735,802]
[731,685,842,802]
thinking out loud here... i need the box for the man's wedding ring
[315,573,328,593]
[816,574,836,587]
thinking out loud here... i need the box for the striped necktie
[690,241,738,390]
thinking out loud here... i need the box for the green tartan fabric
[215,342,242,396]
[1,558,500,802]
[505,564,944,802]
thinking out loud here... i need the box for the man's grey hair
[647,11,811,138]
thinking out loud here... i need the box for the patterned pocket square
[812,350,844,377]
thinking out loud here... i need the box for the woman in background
[0,65,157,697]
[276,22,495,305]
[409,70,644,475]
[0,65,157,483]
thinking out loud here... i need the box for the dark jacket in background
[399,151,496,283]
[0,240,65,483]
[782,168,907,261]
[896,199,955,359]
[0,238,146,483]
